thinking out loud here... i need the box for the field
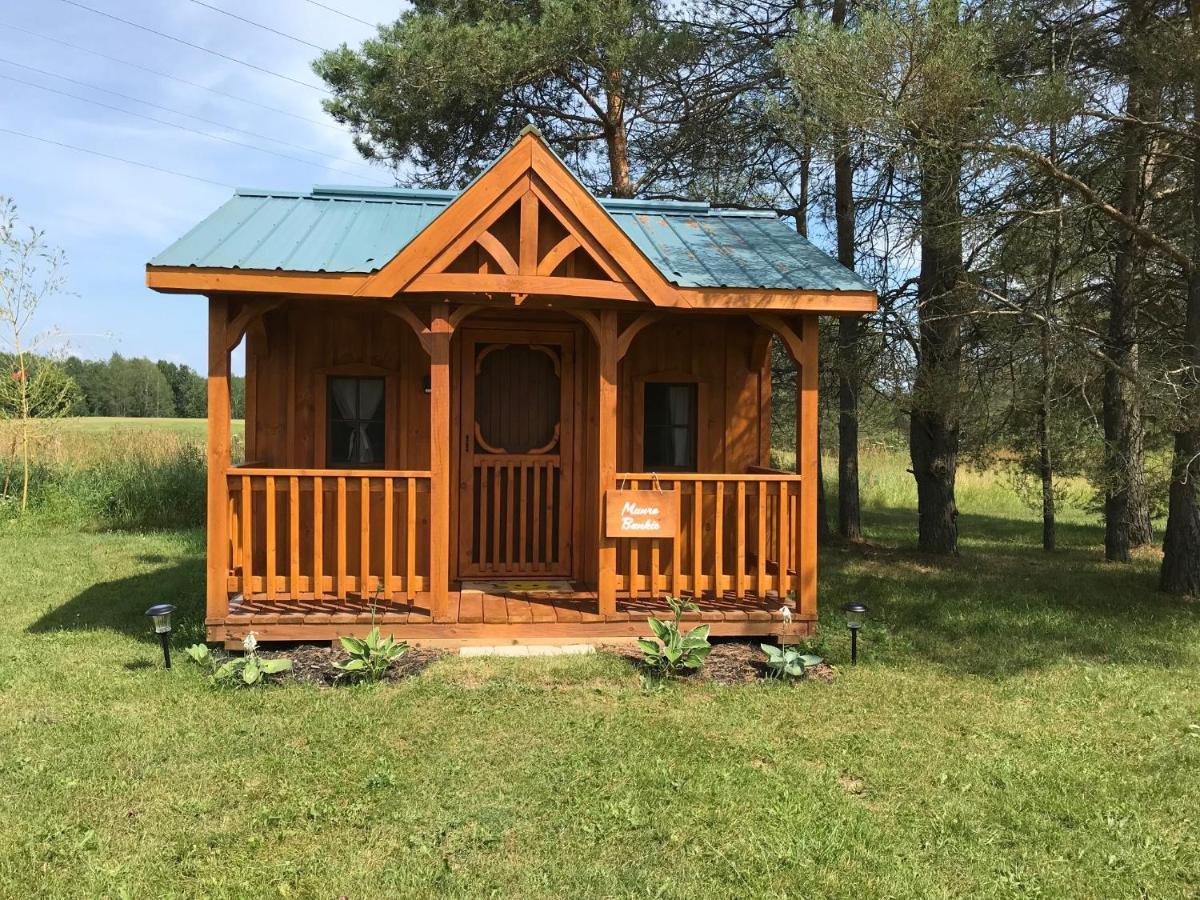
[0,420,1197,897]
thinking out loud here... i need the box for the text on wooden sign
[605,489,678,538]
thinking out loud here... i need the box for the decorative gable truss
[355,132,686,306]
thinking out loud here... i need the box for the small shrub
[639,597,712,678]
[185,632,290,687]
[761,644,823,681]
[334,627,408,683]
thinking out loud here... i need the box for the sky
[0,0,402,373]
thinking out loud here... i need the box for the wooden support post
[207,296,232,625]
[797,314,819,620]
[429,303,453,621]
[597,309,619,616]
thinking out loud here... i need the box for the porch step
[459,643,596,658]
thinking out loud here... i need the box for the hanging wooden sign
[605,489,678,538]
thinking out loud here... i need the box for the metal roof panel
[150,185,870,292]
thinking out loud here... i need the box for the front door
[457,326,575,578]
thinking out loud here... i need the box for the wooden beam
[405,272,641,302]
[564,308,601,345]
[225,298,283,352]
[429,303,453,621]
[597,309,619,617]
[797,314,818,621]
[476,231,519,276]
[380,302,433,355]
[536,235,580,276]
[682,287,877,313]
[207,296,232,622]
[146,266,368,296]
[616,312,663,360]
[749,312,804,365]
[519,190,538,274]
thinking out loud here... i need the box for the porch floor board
[218,588,796,628]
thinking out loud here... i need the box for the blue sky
[0,0,401,373]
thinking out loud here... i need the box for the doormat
[461,580,575,594]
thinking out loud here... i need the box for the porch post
[597,309,619,616]
[429,302,453,621]
[796,314,819,620]
[206,296,232,625]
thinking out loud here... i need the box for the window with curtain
[327,376,385,467]
[643,382,697,471]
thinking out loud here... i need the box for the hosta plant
[185,631,291,687]
[639,597,712,678]
[761,644,823,681]
[335,627,408,683]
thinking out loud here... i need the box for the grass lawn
[40,416,245,440]
[0,461,1198,897]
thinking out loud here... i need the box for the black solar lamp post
[145,604,176,669]
[841,601,868,665]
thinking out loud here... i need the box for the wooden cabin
[147,130,875,647]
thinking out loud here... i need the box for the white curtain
[332,378,384,463]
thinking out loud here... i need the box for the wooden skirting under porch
[209,590,810,647]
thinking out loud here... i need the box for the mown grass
[0,423,1197,897]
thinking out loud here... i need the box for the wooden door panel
[458,329,574,577]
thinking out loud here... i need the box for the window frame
[314,365,401,470]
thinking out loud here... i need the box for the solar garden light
[144,604,176,669]
[841,601,868,665]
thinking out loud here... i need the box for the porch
[212,464,813,646]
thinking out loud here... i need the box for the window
[643,382,697,471]
[327,376,385,467]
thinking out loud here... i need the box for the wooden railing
[226,468,432,601]
[613,470,804,602]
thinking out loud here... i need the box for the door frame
[452,320,582,581]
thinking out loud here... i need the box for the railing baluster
[384,476,394,600]
[518,463,528,568]
[336,477,347,599]
[477,462,488,568]
[670,478,682,597]
[313,476,323,599]
[734,481,745,600]
[360,477,371,598]
[265,475,276,601]
[241,475,253,598]
[406,477,416,602]
[532,460,542,570]
[713,481,724,598]
[755,482,767,598]
[289,476,300,598]
[505,463,516,571]
[777,481,788,596]
[691,481,703,599]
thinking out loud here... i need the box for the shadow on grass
[28,556,207,646]
[821,507,1198,677]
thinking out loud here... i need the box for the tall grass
[0,424,224,529]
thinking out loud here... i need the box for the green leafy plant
[638,597,712,678]
[184,632,291,687]
[761,644,823,681]
[334,627,408,682]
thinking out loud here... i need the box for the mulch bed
[257,645,446,686]
[607,639,836,686]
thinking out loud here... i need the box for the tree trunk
[1103,45,1154,561]
[910,142,964,555]
[831,0,862,543]
[1038,118,1061,553]
[1037,319,1056,551]
[1159,0,1200,595]
[604,74,633,199]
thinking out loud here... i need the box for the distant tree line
[2,352,245,419]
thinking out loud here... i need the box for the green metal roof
[150,184,871,293]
